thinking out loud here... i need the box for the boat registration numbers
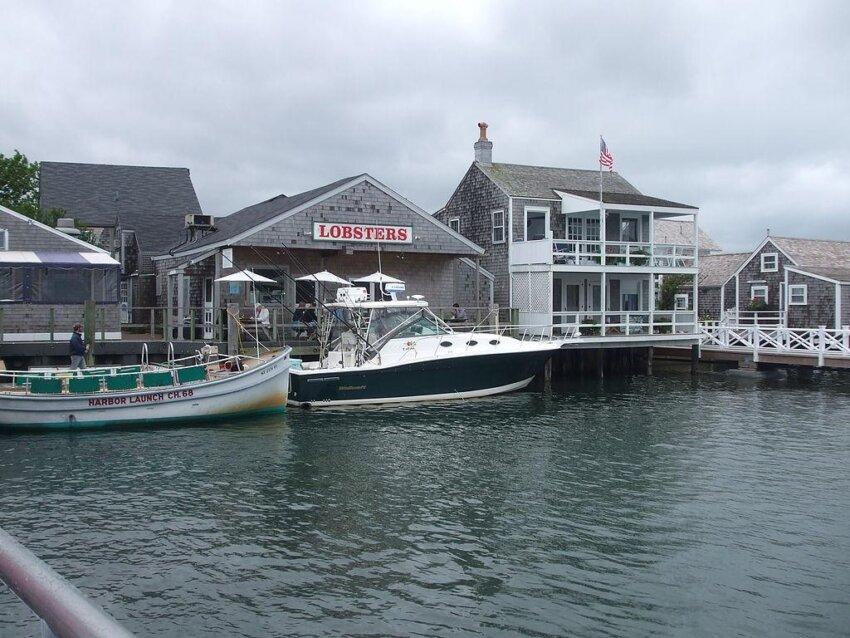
[88,389,194,407]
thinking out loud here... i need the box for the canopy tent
[215,270,276,357]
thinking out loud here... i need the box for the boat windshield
[368,307,448,342]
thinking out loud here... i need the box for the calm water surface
[1,369,849,637]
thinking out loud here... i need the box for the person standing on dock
[69,323,87,370]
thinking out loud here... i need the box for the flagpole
[599,134,603,209]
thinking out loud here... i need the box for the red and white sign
[313,222,413,244]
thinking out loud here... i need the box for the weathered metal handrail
[0,527,134,638]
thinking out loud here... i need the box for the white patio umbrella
[352,272,404,301]
[296,270,351,305]
[215,269,276,357]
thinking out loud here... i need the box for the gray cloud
[2,0,849,251]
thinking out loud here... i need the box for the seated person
[449,303,468,323]
[292,303,318,338]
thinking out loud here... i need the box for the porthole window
[466,340,478,346]
[439,341,452,347]
[489,339,500,345]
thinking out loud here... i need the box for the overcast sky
[2,1,849,251]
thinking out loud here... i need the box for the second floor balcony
[509,239,697,269]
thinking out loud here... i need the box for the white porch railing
[700,323,850,366]
[514,239,696,268]
[722,309,787,327]
[552,310,698,336]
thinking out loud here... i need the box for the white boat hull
[0,350,290,430]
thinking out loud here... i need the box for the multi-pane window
[585,219,600,241]
[760,252,778,272]
[751,285,768,304]
[491,210,505,244]
[675,293,689,310]
[567,217,583,241]
[449,218,460,234]
[788,284,808,305]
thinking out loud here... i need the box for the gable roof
[654,219,721,251]
[476,162,641,199]
[171,175,358,255]
[0,203,108,254]
[39,162,203,254]
[161,173,484,259]
[769,236,850,268]
[698,252,748,287]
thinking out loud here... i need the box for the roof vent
[474,122,493,165]
[56,217,81,236]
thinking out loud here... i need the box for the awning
[352,271,404,284]
[0,251,120,267]
[295,270,351,285]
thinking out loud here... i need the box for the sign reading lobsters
[313,222,413,244]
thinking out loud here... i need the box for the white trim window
[491,210,505,244]
[524,206,550,242]
[448,217,460,234]
[751,285,768,304]
[760,252,778,272]
[674,293,689,310]
[0,229,8,250]
[788,284,808,305]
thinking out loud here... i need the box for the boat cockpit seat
[29,377,63,394]
[142,371,174,388]
[105,374,139,391]
[69,377,102,394]
[176,365,207,384]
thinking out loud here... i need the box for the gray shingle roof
[790,266,850,283]
[770,236,850,268]
[175,175,363,254]
[478,162,640,199]
[699,252,749,287]
[39,162,203,255]
[654,219,721,252]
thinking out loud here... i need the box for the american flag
[599,137,614,169]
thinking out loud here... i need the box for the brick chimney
[474,122,493,165]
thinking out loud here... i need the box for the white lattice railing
[700,323,850,365]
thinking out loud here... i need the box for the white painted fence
[700,323,850,366]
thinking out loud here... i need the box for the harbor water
[1,369,849,637]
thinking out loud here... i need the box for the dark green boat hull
[288,350,553,406]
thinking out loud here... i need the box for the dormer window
[760,252,778,272]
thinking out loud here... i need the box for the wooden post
[0,307,4,343]
[48,307,55,341]
[190,309,196,341]
[690,343,699,374]
[227,302,239,355]
[646,346,653,375]
[84,300,96,367]
[149,308,155,338]
[272,307,279,343]
[161,309,167,343]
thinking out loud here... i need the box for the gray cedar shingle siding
[0,208,99,252]
[842,284,850,327]
[786,270,836,328]
[234,179,478,257]
[735,240,792,309]
[1,305,120,336]
[698,287,721,320]
[435,164,510,306]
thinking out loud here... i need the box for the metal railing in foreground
[0,527,134,638]
[700,323,850,366]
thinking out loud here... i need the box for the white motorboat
[288,290,560,407]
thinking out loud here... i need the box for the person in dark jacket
[69,323,87,369]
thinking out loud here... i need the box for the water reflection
[1,370,849,637]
